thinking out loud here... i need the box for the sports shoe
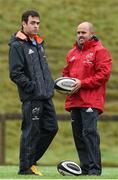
[18,165,43,176]
[31,165,43,176]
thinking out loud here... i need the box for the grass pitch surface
[0,166,118,179]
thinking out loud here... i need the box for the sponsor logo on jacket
[84,52,94,64]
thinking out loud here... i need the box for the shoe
[88,172,101,176]
[88,170,101,176]
[18,168,36,175]
[31,165,43,176]
[81,170,88,175]
[18,165,43,176]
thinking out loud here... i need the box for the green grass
[1,0,118,169]
[0,166,118,179]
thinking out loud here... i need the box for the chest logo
[28,49,34,54]
[84,52,94,64]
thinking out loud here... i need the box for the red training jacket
[62,40,112,113]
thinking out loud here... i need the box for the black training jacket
[8,31,54,102]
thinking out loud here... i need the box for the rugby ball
[54,77,76,94]
[57,160,82,176]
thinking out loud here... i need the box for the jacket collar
[15,31,43,44]
[75,39,101,51]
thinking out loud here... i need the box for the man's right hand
[70,78,81,95]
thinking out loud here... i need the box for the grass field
[0,166,118,179]
[0,0,118,170]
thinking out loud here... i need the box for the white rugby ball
[57,160,82,176]
[54,77,76,94]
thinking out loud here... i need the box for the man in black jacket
[9,10,58,175]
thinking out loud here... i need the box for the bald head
[77,22,94,33]
[76,22,95,46]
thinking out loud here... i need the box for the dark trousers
[19,99,58,172]
[71,108,101,175]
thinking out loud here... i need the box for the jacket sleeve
[9,44,35,93]
[81,48,112,89]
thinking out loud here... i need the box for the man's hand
[70,78,81,95]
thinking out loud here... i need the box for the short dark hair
[22,10,40,23]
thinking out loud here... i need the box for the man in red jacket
[62,22,112,175]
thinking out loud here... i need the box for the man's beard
[76,39,83,50]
